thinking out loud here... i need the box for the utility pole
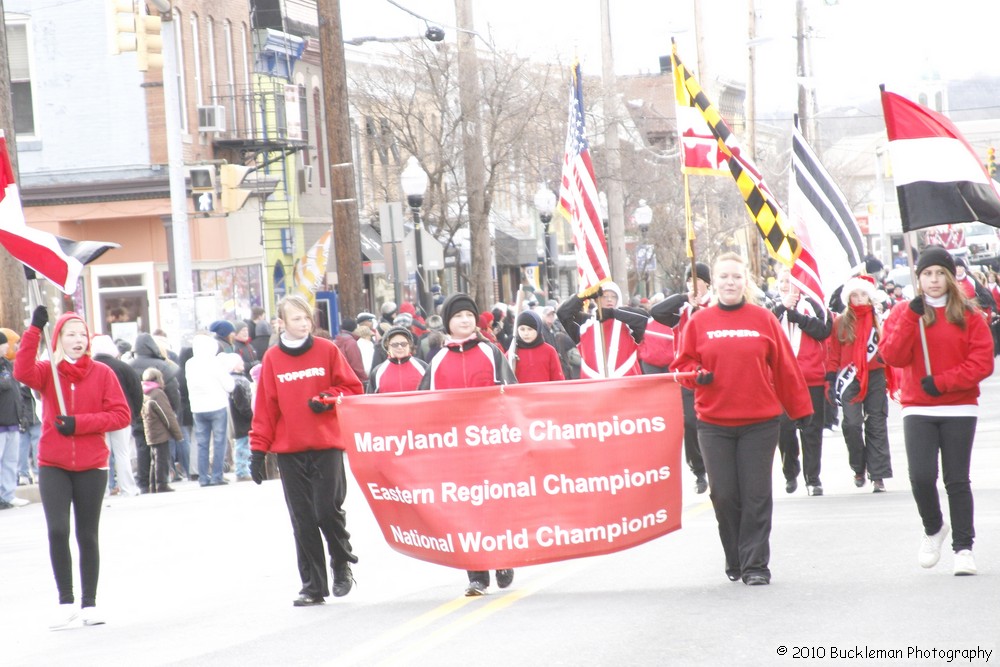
[317,0,364,319]
[745,0,761,280]
[0,2,27,326]
[599,0,628,288]
[159,9,196,338]
[455,0,492,309]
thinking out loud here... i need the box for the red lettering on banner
[338,375,684,570]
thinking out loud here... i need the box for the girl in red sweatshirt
[826,275,892,492]
[881,246,994,576]
[508,310,564,384]
[671,253,812,586]
[15,307,130,629]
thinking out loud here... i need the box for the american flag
[0,133,118,293]
[557,61,610,292]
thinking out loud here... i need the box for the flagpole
[902,232,932,375]
[25,272,67,414]
[684,173,699,309]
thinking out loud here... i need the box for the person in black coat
[91,335,143,497]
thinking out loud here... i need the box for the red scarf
[58,354,94,384]
[848,304,875,403]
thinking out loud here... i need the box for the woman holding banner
[419,293,517,596]
[880,246,993,576]
[670,253,812,586]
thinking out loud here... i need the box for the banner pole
[902,232,932,375]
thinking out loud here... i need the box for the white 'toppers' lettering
[705,329,762,340]
[276,366,328,383]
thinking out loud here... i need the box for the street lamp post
[400,156,432,316]
[634,199,653,298]
[534,186,557,301]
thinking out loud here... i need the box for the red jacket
[333,331,368,382]
[14,318,130,471]
[771,297,831,386]
[367,356,428,394]
[419,338,516,390]
[251,335,364,453]
[670,302,812,427]
[880,304,994,408]
[511,342,565,384]
[638,320,675,367]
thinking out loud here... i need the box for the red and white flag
[0,134,118,293]
[881,88,1000,231]
[557,61,611,292]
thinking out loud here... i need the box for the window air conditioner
[197,105,226,133]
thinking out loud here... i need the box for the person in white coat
[185,334,235,487]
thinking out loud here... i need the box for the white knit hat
[841,275,877,304]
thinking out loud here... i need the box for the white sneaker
[918,524,950,568]
[79,606,105,626]
[953,550,977,576]
[49,604,79,630]
[9,497,29,507]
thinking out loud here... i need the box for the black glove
[794,414,813,429]
[31,306,49,330]
[921,376,942,397]
[784,308,800,323]
[54,415,75,436]
[695,370,714,385]
[308,392,335,413]
[250,450,266,485]
[908,296,925,315]
[597,307,616,322]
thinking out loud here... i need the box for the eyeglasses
[388,342,409,349]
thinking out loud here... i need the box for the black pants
[777,386,826,485]
[840,368,892,481]
[698,418,779,581]
[276,449,357,599]
[149,442,171,492]
[134,428,151,491]
[681,387,705,478]
[904,415,977,552]
[38,466,107,607]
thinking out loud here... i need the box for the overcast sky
[342,0,1000,113]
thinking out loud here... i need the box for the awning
[359,224,385,274]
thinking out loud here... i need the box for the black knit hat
[515,310,541,332]
[0,331,7,346]
[442,293,479,333]
[685,262,712,285]
[340,318,358,333]
[916,245,956,277]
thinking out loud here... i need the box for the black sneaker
[872,480,886,493]
[695,474,708,494]
[806,484,824,497]
[495,569,514,589]
[743,574,770,586]
[332,563,355,598]
[0,500,13,510]
[464,580,487,596]
[785,478,798,494]
[293,594,325,607]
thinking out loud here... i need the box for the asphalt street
[3,374,999,666]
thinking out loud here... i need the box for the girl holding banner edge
[670,253,812,586]
[880,246,994,576]
[418,293,517,596]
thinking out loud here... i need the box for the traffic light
[136,8,163,71]
[221,164,255,213]
[108,0,137,55]
[988,146,996,179]
[189,167,215,214]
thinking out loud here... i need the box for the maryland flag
[671,44,728,177]
[671,41,801,267]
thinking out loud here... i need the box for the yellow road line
[335,499,713,666]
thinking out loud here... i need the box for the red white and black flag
[880,88,1000,231]
[0,134,118,293]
